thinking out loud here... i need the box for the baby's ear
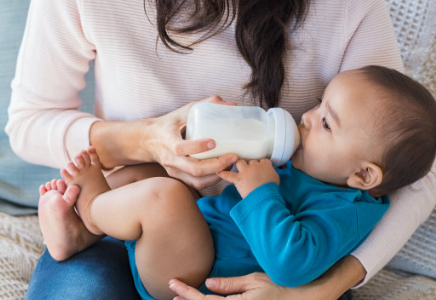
[347,163,383,191]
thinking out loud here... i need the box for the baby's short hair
[359,65,436,197]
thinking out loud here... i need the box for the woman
[6,0,435,299]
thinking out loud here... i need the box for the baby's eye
[322,117,331,130]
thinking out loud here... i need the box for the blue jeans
[26,236,352,300]
[339,290,353,300]
[25,237,141,300]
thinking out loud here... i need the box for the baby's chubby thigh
[131,177,215,300]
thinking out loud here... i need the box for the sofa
[0,0,435,299]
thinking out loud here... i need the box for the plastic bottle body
[186,103,300,166]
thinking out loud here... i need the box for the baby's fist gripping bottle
[186,103,300,166]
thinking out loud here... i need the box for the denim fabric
[26,236,353,300]
[339,289,353,300]
[25,237,141,300]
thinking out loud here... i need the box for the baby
[38,65,436,300]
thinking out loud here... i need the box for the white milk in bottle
[186,103,300,166]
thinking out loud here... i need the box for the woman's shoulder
[300,0,390,31]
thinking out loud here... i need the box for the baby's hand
[217,159,280,198]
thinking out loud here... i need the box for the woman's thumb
[205,276,250,294]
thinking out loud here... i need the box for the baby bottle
[186,103,300,166]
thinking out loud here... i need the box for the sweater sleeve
[230,183,372,287]
[352,161,436,286]
[5,0,98,168]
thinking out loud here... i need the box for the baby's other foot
[38,179,100,261]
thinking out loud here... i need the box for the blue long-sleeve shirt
[198,162,390,287]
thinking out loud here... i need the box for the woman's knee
[26,237,140,300]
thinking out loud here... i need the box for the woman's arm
[169,256,365,300]
[352,161,436,285]
[340,0,436,285]
[6,0,97,168]
[89,97,238,189]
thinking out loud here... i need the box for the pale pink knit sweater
[6,0,436,286]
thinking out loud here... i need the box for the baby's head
[292,65,436,197]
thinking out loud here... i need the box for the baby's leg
[38,179,102,261]
[132,178,214,300]
[62,148,214,300]
[38,154,170,261]
[105,163,201,200]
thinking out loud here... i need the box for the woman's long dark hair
[145,0,310,108]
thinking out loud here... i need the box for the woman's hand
[169,256,366,300]
[90,96,238,190]
[169,273,286,300]
[146,96,238,189]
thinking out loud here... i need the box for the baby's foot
[61,147,111,235]
[38,179,101,261]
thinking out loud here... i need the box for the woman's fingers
[171,138,216,157]
[205,273,286,300]
[205,276,255,295]
[165,167,222,191]
[148,96,240,189]
[183,154,238,176]
[165,159,233,190]
[203,95,236,106]
[169,274,269,300]
[169,279,205,299]
[216,170,238,184]
[162,151,236,177]
[169,279,224,300]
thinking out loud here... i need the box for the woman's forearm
[351,171,436,285]
[89,119,156,169]
[317,256,366,293]
[89,97,239,189]
[280,256,366,300]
